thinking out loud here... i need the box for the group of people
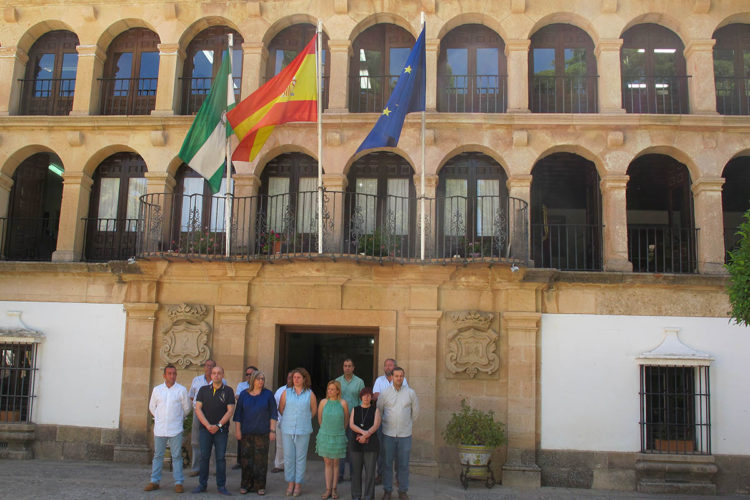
[144,357,418,500]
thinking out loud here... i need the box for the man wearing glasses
[233,366,257,470]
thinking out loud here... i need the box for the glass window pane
[275,50,297,75]
[34,54,55,80]
[564,48,587,76]
[477,48,498,75]
[654,49,677,76]
[98,178,120,230]
[743,50,750,77]
[181,177,204,230]
[387,178,409,235]
[139,52,159,79]
[533,48,555,76]
[355,178,377,234]
[389,48,410,75]
[446,48,468,75]
[113,52,133,79]
[210,179,228,231]
[125,177,147,226]
[297,177,317,234]
[267,177,290,232]
[477,179,500,236]
[192,50,214,79]
[444,179,467,237]
[621,48,646,79]
[713,49,735,78]
[60,53,78,97]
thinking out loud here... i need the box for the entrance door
[278,328,376,399]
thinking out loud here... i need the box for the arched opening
[530,153,602,270]
[713,24,750,115]
[722,156,750,261]
[19,31,79,116]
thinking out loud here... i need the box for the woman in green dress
[316,380,349,499]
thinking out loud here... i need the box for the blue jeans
[282,432,310,484]
[382,435,411,493]
[338,427,352,478]
[150,433,184,485]
[199,426,229,488]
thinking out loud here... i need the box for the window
[529,24,597,113]
[713,24,750,115]
[350,24,415,112]
[438,25,506,113]
[20,31,79,115]
[266,24,329,109]
[0,342,38,423]
[621,24,688,114]
[100,28,160,115]
[639,365,711,454]
[182,27,243,115]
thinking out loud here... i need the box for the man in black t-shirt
[192,365,235,495]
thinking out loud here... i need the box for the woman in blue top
[278,367,318,497]
[233,370,278,495]
[316,380,349,499]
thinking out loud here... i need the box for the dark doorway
[278,328,376,400]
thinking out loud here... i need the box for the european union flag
[356,27,426,153]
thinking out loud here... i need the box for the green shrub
[442,399,506,447]
[726,209,750,327]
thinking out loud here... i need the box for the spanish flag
[227,34,318,161]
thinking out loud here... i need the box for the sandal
[240,488,248,494]
[257,490,265,496]
[321,488,332,499]
[286,484,294,496]
[331,488,339,499]
[293,485,302,497]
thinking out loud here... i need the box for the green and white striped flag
[178,50,235,194]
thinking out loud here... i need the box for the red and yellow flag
[228,34,317,161]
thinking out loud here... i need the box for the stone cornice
[600,174,630,190]
[595,38,623,56]
[691,176,725,194]
[522,268,729,287]
[684,39,716,58]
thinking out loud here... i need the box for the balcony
[628,225,698,273]
[0,216,58,261]
[530,223,603,271]
[622,76,690,114]
[530,75,598,113]
[18,78,76,116]
[349,75,400,113]
[99,77,157,115]
[437,74,507,113]
[136,191,529,264]
[81,218,140,262]
[180,76,243,115]
[715,76,750,115]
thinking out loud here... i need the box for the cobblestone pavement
[0,458,744,500]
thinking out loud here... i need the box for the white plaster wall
[540,314,750,455]
[0,301,126,428]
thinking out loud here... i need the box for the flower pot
[273,240,282,254]
[458,443,493,479]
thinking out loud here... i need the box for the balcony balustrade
[628,225,698,273]
[18,78,75,115]
[81,217,140,261]
[437,74,507,113]
[530,223,603,271]
[99,77,158,115]
[530,75,598,113]
[622,75,690,114]
[0,216,58,261]
[715,76,750,115]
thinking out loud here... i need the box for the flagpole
[419,12,426,261]
[224,34,234,258]
[316,20,323,254]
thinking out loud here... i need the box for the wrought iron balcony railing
[715,76,750,115]
[622,75,690,114]
[99,77,158,115]
[180,76,243,115]
[81,218,141,261]
[530,223,603,271]
[18,78,75,115]
[628,225,698,274]
[437,74,507,113]
[0,216,58,261]
[530,75,598,113]
[136,191,529,264]
[349,74,402,113]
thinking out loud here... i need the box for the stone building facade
[1,0,750,495]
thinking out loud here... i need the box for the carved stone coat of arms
[160,303,212,368]
[446,311,499,378]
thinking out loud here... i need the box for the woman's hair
[326,380,342,400]
[291,367,312,390]
[248,370,265,391]
[359,386,373,398]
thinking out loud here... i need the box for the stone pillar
[595,38,626,113]
[692,176,726,274]
[52,172,93,262]
[114,302,159,463]
[684,40,718,115]
[501,311,541,488]
[71,45,105,116]
[507,175,532,263]
[0,46,27,115]
[404,308,442,476]
[600,175,632,272]
[425,39,440,112]
[505,40,530,113]
[213,304,252,389]
[233,174,261,254]
[327,40,351,112]
[323,174,347,253]
[242,42,267,98]
[0,173,13,256]
[152,43,184,116]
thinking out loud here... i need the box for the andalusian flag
[178,51,235,194]
[228,34,317,161]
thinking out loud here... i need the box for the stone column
[595,38,626,113]
[326,40,351,112]
[684,40,718,115]
[600,175,632,272]
[213,304,252,390]
[505,40,530,113]
[692,176,726,274]
[323,174,347,253]
[404,307,442,476]
[425,38,440,112]
[71,45,105,116]
[233,174,261,254]
[0,173,13,256]
[152,43,184,116]
[114,302,159,463]
[242,42,267,98]
[501,311,541,488]
[507,175,532,263]
[0,46,27,115]
[52,172,93,262]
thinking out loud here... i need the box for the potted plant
[442,399,506,488]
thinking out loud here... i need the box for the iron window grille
[0,341,39,423]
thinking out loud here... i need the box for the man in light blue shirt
[335,358,365,481]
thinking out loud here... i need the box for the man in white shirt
[188,359,226,476]
[144,364,191,493]
[232,365,257,470]
[372,358,408,483]
[377,367,418,500]
[271,370,293,473]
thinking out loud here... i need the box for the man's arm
[148,387,158,417]
[180,386,191,416]
[219,403,235,429]
[410,389,419,424]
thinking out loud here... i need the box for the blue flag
[356,27,426,153]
